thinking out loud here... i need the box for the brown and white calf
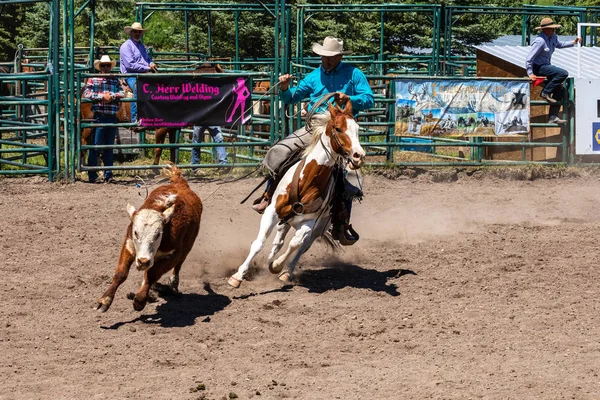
[96,164,203,312]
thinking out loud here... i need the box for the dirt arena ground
[1,167,600,400]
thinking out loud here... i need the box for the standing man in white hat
[526,17,581,124]
[119,22,158,125]
[252,36,373,244]
[84,55,125,183]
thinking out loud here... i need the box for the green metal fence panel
[0,0,59,180]
[73,71,276,178]
[6,1,600,180]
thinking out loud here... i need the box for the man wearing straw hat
[83,55,125,183]
[526,17,581,124]
[119,22,158,125]
[252,36,374,244]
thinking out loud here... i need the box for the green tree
[16,3,50,49]
[0,4,26,61]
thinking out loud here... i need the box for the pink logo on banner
[226,78,251,124]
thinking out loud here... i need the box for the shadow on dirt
[296,262,416,296]
[100,282,231,329]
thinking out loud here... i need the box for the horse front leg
[153,128,167,165]
[81,127,92,167]
[271,224,313,282]
[168,129,177,164]
[268,222,291,274]
[229,205,279,288]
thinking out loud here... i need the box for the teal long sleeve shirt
[280,62,374,116]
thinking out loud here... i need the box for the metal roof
[475,45,600,79]
[488,35,585,46]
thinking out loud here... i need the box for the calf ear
[126,203,137,221]
[162,205,176,223]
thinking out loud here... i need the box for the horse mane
[302,111,331,157]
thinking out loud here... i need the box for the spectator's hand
[528,74,538,82]
[278,74,293,91]
[334,92,350,106]
[573,37,582,45]
[149,62,158,73]
[101,92,112,102]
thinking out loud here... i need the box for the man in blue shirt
[526,17,581,124]
[119,22,158,125]
[252,36,374,244]
[278,37,374,116]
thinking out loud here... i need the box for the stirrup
[331,224,359,246]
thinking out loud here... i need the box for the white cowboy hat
[93,55,117,71]
[124,22,147,34]
[311,36,352,57]
[535,17,561,30]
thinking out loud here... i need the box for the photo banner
[137,75,252,128]
[394,79,530,137]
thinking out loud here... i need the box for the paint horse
[228,99,365,287]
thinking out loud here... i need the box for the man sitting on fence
[526,17,581,125]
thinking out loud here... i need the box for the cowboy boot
[252,195,269,214]
[252,178,276,214]
[332,223,359,246]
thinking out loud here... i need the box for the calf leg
[168,261,183,294]
[132,258,174,311]
[96,241,135,312]
[229,205,279,287]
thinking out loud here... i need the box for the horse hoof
[268,261,283,274]
[228,276,242,288]
[278,272,291,283]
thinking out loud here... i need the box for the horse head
[326,100,365,169]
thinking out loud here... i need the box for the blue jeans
[191,125,227,165]
[534,64,567,117]
[126,77,137,122]
[88,113,117,182]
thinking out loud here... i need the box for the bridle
[306,93,356,168]
[319,120,353,169]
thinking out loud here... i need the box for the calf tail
[163,162,186,185]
